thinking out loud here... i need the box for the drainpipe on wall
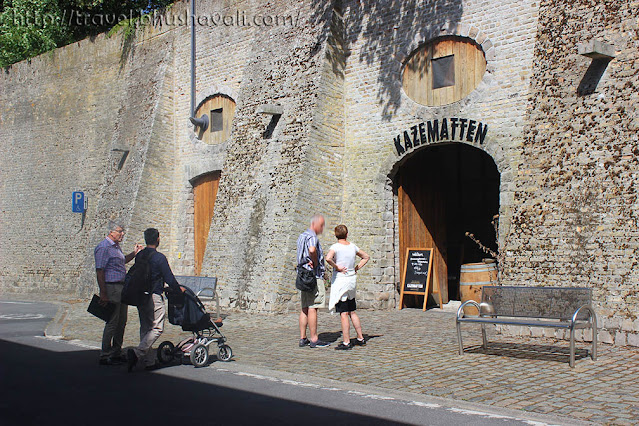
[189,0,209,131]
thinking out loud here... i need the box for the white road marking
[30,337,557,425]
[524,422,556,426]
[449,407,513,419]
[0,301,34,305]
[215,367,555,425]
[34,336,100,350]
[0,313,44,320]
[409,401,442,409]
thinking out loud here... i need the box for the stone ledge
[255,104,284,115]
[577,40,615,60]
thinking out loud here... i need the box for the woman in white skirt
[326,224,370,350]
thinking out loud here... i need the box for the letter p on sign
[72,191,86,213]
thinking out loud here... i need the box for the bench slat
[174,276,217,296]
[481,286,591,320]
[457,317,591,329]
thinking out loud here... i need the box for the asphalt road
[0,300,575,426]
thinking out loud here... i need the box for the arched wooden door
[398,163,448,306]
[193,172,220,275]
[397,144,500,307]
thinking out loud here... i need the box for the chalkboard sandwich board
[399,248,442,311]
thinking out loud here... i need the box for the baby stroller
[156,286,233,368]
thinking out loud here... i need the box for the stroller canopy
[166,286,213,332]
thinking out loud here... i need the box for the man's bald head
[310,214,325,235]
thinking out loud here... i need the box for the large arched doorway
[396,143,500,307]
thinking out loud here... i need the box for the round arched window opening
[403,36,486,107]
[194,94,236,144]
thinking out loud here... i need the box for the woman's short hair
[334,224,348,239]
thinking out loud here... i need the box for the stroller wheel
[190,343,209,368]
[157,341,175,364]
[217,344,233,362]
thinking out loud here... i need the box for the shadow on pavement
[319,332,384,344]
[0,338,399,425]
[465,342,590,364]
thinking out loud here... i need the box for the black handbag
[295,267,317,292]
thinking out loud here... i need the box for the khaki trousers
[101,283,127,359]
[134,293,165,366]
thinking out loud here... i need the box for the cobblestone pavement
[59,299,639,425]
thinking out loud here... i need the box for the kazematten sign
[393,118,488,156]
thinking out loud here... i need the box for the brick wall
[504,0,639,345]
[0,22,175,297]
[339,0,540,309]
[1,0,638,346]
[202,1,336,312]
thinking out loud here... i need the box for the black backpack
[121,248,153,306]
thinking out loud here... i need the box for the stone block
[627,333,639,347]
[615,331,627,346]
[577,39,616,60]
[376,292,390,301]
[531,327,545,338]
[582,328,593,342]
[599,330,614,345]
[255,104,284,115]
[621,319,634,332]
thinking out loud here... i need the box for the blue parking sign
[72,191,85,213]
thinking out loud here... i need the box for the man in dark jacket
[128,228,183,371]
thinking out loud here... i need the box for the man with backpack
[127,228,184,372]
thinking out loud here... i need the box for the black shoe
[144,363,161,371]
[299,338,310,347]
[99,358,114,366]
[127,349,138,373]
[335,342,353,350]
[352,338,366,346]
[110,354,127,364]
[309,339,330,348]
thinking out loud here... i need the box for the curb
[44,302,71,338]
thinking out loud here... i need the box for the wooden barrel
[460,262,498,315]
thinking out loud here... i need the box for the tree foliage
[0,0,173,67]
[0,0,70,67]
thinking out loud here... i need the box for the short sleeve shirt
[296,229,325,278]
[94,237,126,283]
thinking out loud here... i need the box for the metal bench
[456,286,597,367]
[174,276,220,318]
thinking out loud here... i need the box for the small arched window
[194,94,236,144]
[403,36,486,107]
